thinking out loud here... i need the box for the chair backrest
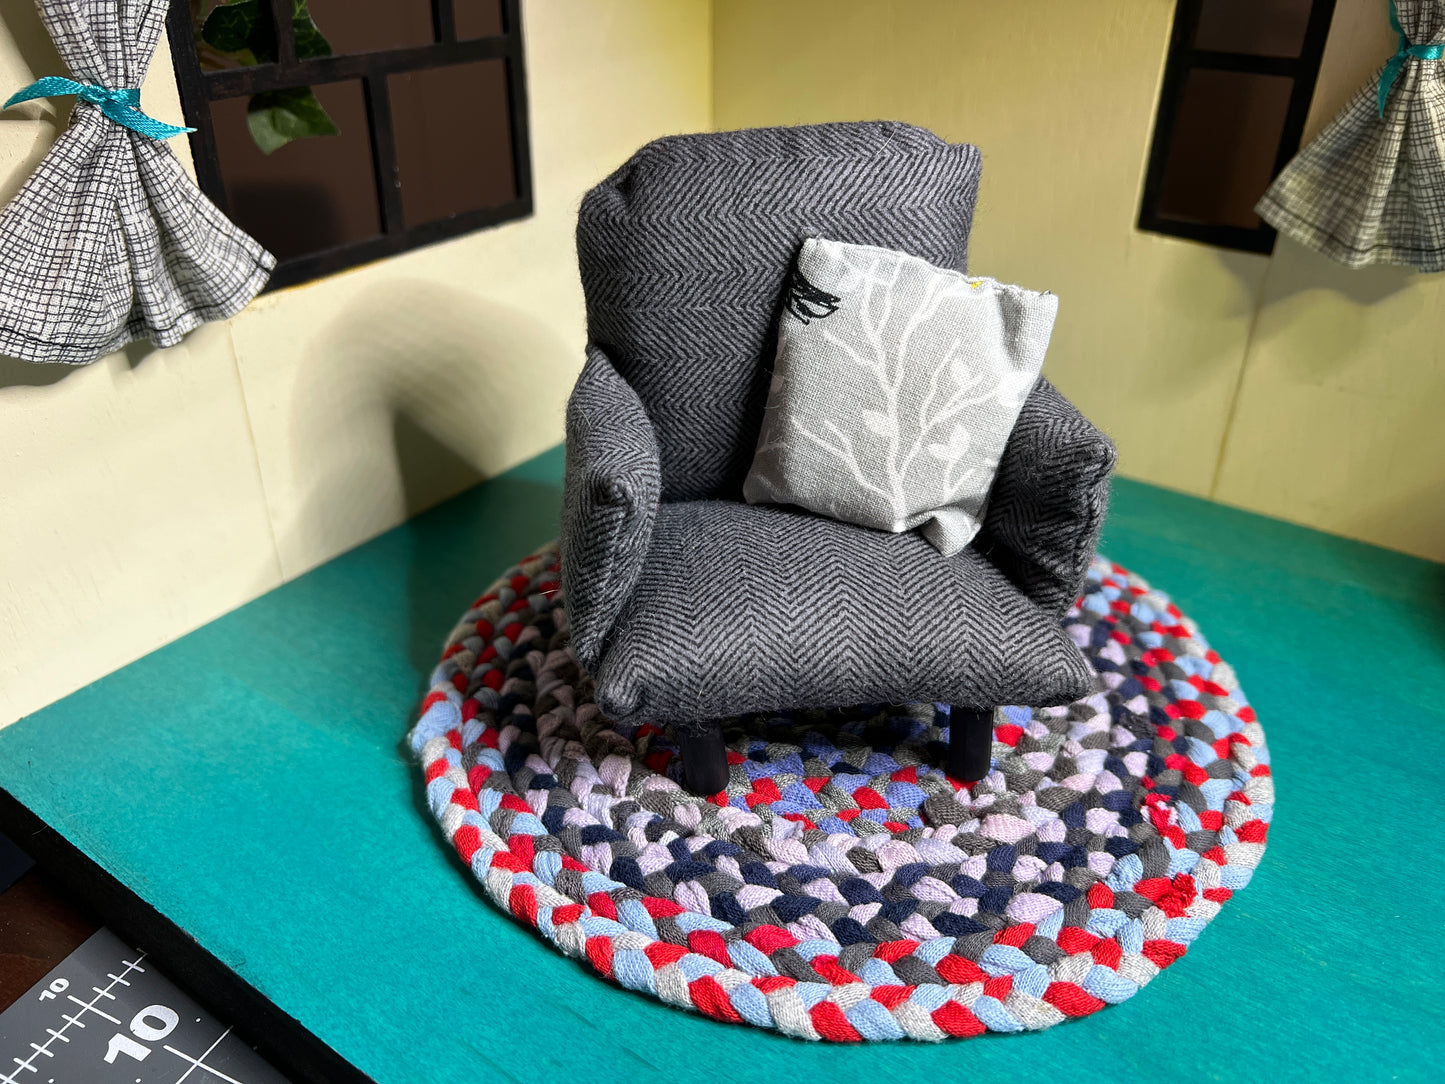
[576,122,982,502]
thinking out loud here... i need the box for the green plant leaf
[201,0,270,63]
[246,86,339,154]
[202,0,337,153]
[201,0,333,65]
[291,0,333,59]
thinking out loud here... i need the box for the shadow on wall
[0,340,159,388]
[1243,240,1423,377]
[391,413,563,686]
[1259,243,1420,310]
[274,275,573,666]
[276,277,571,560]
[1206,235,1421,372]
[1128,242,1266,401]
[0,354,73,387]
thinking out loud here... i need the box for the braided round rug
[408,544,1273,1041]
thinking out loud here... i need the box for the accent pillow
[743,237,1058,555]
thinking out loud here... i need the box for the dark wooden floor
[0,838,98,1012]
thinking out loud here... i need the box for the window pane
[210,81,382,261]
[388,61,516,227]
[193,0,278,72]
[454,0,504,40]
[1193,0,1314,58]
[306,0,434,56]
[1155,69,1294,230]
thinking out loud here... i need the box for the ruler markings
[65,994,119,1025]
[2,946,148,1080]
[3,935,282,1083]
[171,1025,232,1084]
[165,1039,247,1084]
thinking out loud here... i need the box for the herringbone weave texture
[564,123,1114,729]
[564,368,1115,728]
[594,500,1094,732]
[576,122,982,501]
[974,378,1117,618]
[561,345,662,674]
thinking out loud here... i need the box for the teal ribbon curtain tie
[1378,1,1445,117]
[3,76,194,139]
[1251,0,1445,271]
[0,0,274,366]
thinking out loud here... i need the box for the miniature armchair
[561,122,1116,795]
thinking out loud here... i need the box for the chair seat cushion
[590,501,1095,726]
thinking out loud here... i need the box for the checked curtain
[1256,0,1445,271]
[0,0,273,365]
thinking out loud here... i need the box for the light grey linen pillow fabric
[743,237,1058,554]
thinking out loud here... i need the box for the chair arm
[972,377,1117,618]
[561,345,663,673]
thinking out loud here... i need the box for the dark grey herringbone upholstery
[974,378,1117,618]
[594,500,1094,727]
[578,121,982,501]
[560,122,1115,732]
[561,345,661,673]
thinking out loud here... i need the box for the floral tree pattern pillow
[743,237,1058,554]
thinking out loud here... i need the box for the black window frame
[1137,0,1336,255]
[166,0,533,291]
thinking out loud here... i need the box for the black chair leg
[678,725,730,795]
[677,710,990,794]
[948,706,996,783]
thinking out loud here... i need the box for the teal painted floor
[1,446,1443,1083]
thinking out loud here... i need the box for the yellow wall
[713,0,1445,563]
[3,0,1441,729]
[714,1,1265,499]
[0,0,711,727]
